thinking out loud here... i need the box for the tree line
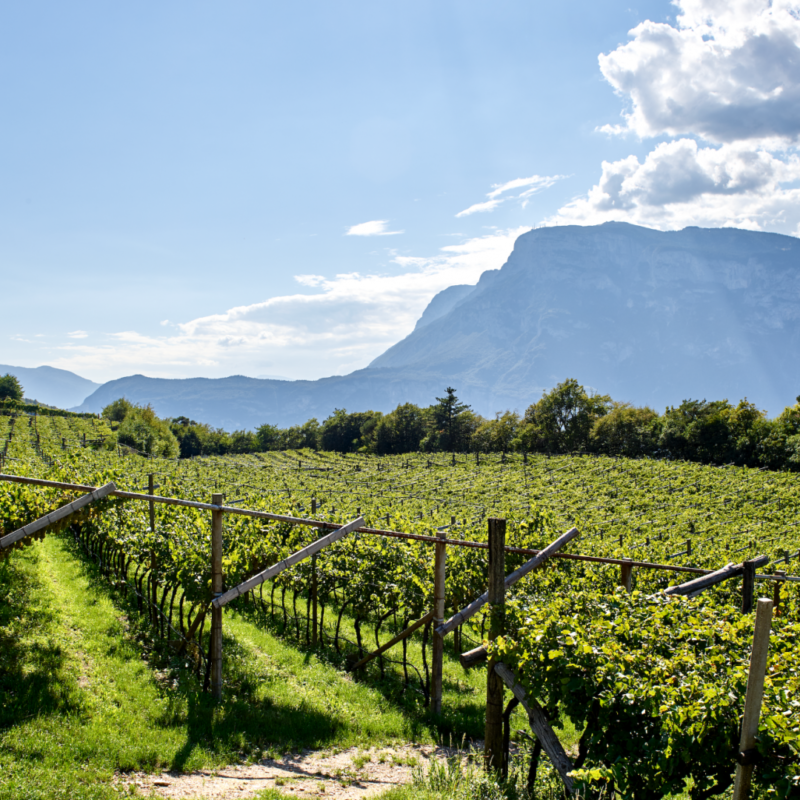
[99,380,800,472]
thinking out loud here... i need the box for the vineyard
[1,409,799,799]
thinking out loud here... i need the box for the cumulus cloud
[599,0,800,143]
[456,174,565,217]
[549,0,800,234]
[67,330,88,339]
[345,219,404,236]
[51,227,529,382]
[546,138,800,232]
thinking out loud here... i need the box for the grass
[0,532,585,800]
[0,536,439,799]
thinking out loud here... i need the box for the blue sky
[3,0,799,383]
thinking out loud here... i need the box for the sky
[2,0,800,384]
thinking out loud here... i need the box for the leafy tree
[229,430,258,453]
[117,404,179,458]
[102,397,133,423]
[374,403,427,454]
[515,378,611,453]
[255,423,281,451]
[0,374,23,402]
[319,409,382,453]
[280,418,320,450]
[472,411,520,453]
[758,396,800,470]
[590,403,659,457]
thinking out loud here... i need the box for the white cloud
[599,0,800,143]
[67,330,88,339]
[456,174,565,217]
[487,174,564,199]
[545,138,800,232]
[456,199,504,217]
[50,227,529,382]
[345,220,404,236]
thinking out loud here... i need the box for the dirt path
[119,743,472,799]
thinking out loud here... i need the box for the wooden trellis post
[732,598,774,800]
[742,558,757,614]
[210,493,224,699]
[485,517,506,773]
[619,558,633,592]
[312,552,319,645]
[149,473,157,609]
[431,529,447,713]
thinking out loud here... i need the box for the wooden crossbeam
[664,555,769,598]
[212,516,364,608]
[437,527,579,636]
[0,482,116,550]
[349,610,434,672]
[494,662,575,794]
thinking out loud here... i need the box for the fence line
[1,471,796,581]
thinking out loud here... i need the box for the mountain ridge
[67,221,800,427]
[0,364,102,409]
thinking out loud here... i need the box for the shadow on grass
[0,551,84,730]
[229,595,486,743]
[60,533,390,767]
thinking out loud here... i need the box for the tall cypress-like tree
[432,387,471,458]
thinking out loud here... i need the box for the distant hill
[0,364,101,410]
[74,222,800,427]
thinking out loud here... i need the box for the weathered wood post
[732,598,774,800]
[311,552,318,646]
[431,529,447,713]
[773,571,786,612]
[742,558,757,614]
[149,473,157,609]
[211,493,224,699]
[485,518,506,773]
[619,558,633,593]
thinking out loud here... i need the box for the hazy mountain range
[0,364,101,410]
[5,222,799,428]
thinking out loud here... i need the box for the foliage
[0,373,23,402]
[374,403,428,454]
[423,388,473,453]
[101,397,133,423]
[1,419,800,796]
[515,379,612,454]
[494,588,799,799]
[589,403,659,457]
[472,412,521,454]
[117,405,180,458]
[320,408,383,453]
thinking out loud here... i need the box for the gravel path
[118,743,473,799]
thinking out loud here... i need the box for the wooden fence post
[732,598,774,800]
[149,473,157,608]
[742,558,757,614]
[485,518,506,773]
[431,529,447,714]
[211,493,224,699]
[773,571,786,613]
[312,552,318,645]
[619,558,633,593]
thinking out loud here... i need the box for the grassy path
[0,537,447,800]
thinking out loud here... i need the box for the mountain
[0,364,101,409]
[74,222,800,427]
[369,222,800,414]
